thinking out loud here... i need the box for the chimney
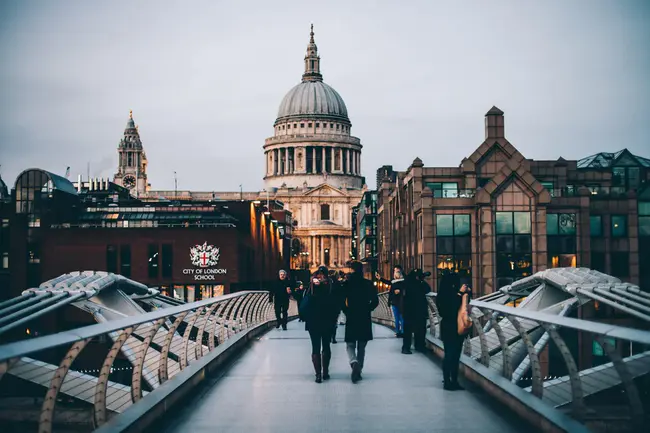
[485,106,505,139]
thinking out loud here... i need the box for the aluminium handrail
[0,290,269,362]
[424,293,650,345]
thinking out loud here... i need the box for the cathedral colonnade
[265,146,361,177]
[302,234,349,268]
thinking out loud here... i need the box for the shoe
[322,352,331,381]
[311,354,322,383]
[351,361,361,383]
[450,382,465,390]
[401,348,412,355]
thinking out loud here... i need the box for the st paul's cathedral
[113,26,367,272]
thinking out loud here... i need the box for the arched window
[320,204,330,220]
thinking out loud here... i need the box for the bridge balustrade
[0,291,297,433]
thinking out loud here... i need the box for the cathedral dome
[276,81,348,123]
[274,25,349,125]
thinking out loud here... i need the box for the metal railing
[372,291,650,432]
[0,291,296,432]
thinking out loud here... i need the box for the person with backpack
[435,271,472,390]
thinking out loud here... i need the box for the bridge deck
[155,321,531,433]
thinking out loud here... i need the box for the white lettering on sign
[181,268,227,280]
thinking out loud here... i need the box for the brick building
[1,168,291,301]
[376,107,650,296]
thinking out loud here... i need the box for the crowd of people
[268,262,471,390]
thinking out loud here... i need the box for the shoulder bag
[457,293,472,336]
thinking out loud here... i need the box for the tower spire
[302,24,322,82]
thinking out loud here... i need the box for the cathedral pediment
[302,183,348,197]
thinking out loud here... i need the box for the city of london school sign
[183,242,227,281]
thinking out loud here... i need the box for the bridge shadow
[146,321,534,433]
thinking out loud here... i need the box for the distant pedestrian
[436,272,471,390]
[401,269,431,354]
[269,270,292,330]
[343,261,379,383]
[293,281,305,322]
[377,265,405,337]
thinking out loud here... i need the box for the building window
[639,202,650,237]
[541,181,555,197]
[591,251,606,273]
[120,245,131,278]
[590,215,602,237]
[613,167,641,190]
[148,244,159,278]
[106,245,118,273]
[611,215,627,237]
[436,214,471,286]
[426,182,458,198]
[321,204,330,220]
[495,212,532,287]
[611,252,629,278]
[547,213,577,268]
[2,252,8,269]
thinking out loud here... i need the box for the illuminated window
[495,212,532,287]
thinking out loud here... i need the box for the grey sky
[1,0,649,191]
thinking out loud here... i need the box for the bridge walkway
[154,321,531,433]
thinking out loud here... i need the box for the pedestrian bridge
[0,268,648,432]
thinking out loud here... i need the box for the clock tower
[114,110,148,196]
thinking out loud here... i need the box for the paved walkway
[156,321,532,433]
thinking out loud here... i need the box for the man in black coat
[269,269,292,330]
[402,269,431,354]
[342,261,379,383]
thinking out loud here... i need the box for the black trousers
[274,301,288,328]
[402,316,426,351]
[308,329,332,356]
[442,334,464,384]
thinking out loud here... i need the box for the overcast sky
[1,0,648,191]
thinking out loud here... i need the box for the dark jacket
[436,275,470,339]
[387,278,406,312]
[269,277,292,305]
[304,277,339,334]
[342,273,379,342]
[402,274,431,320]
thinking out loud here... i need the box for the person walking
[401,269,431,354]
[342,261,379,383]
[269,269,292,330]
[303,266,339,383]
[436,271,471,390]
[293,281,305,322]
[376,265,405,337]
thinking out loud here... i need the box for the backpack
[457,293,472,335]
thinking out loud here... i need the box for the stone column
[285,147,290,174]
[273,149,278,175]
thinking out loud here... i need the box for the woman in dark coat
[342,261,379,383]
[401,269,431,354]
[436,271,471,390]
[303,266,339,383]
